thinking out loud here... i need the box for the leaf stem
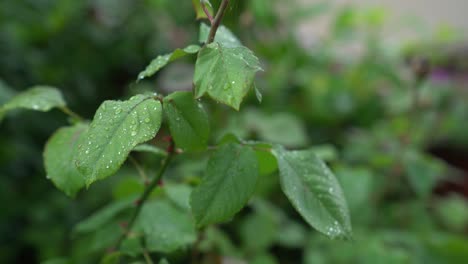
[115,142,175,249]
[207,0,230,44]
[60,106,84,121]
[201,1,214,24]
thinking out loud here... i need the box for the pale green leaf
[137,200,196,253]
[159,259,169,264]
[0,86,65,120]
[163,91,210,151]
[192,0,213,20]
[272,145,352,239]
[44,124,87,197]
[199,23,242,47]
[75,94,163,185]
[75,197,135,234]
[137,45,200,81]
[194,42,262,110]
[190,143,259,227]
[165,184,192,211]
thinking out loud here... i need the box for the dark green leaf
[0,86,65,120]
[138,200,196,253]
[194,43,262,110]
[190,143,259,227]
[272,145,352,239]
[75,94,162,185]
[100,252,122,264]
[44,124,87,197]
[199,23,242,47]
[163,91,210,151]
[137,45,200,81]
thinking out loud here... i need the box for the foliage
[1,0,467,263]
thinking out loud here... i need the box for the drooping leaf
[137,45,200,81]
[192,0,213,20]
[190,143,259,227]
[194,42,262,110]
[133,144,167,157]
[199,23,242,47]
[44,124,88,197]
[74,197,135,234]
[75,94,163,185]
[137,200,196,253]
[0,86,65,120]
[163,91,210,151]
[272,145,352,239]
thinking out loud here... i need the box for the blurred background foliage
[1,0,468,263]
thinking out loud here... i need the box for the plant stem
[60,106,84,121]
[201,1,214,24]
[207,0,230,44]
[115,145,174,249]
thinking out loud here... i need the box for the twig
[201,0,214,24]
[114,141,175,249]
[207,0,230,44]
[60,106,84,121]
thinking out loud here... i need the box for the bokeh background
[1,0,468,263]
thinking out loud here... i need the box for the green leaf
[192,0,213,20]
[44,124,87,197]
[190,143,259,227]
[137,45,200,81]
[75,94,163,185]
[159,259,169,264]
[133,144,167,157]
[0,86,65,120]
[194,42,262,110]
[165,184,192,211]
[163,91,210,151]
[199,23,242,47]
[244,109,308,147]
[74,197,135,234]
[403,149,446,198]
[138,200,196,253]
[272,146,352,239]
[100,252,122,264]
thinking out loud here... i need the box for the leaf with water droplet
[44,123,88,197]
[75,94,162,186]
[0,86,66,121]
[137,45,201,81]
[272,145,352,239]
[194,42,262,110]
[163,91,210,151]
[190,143,259,227]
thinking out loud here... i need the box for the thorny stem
[114,141,175,249]
[207,0,230,44]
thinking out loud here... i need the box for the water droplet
[131,131,137,136]
[144,118,150,123]
[115,108,122,114]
